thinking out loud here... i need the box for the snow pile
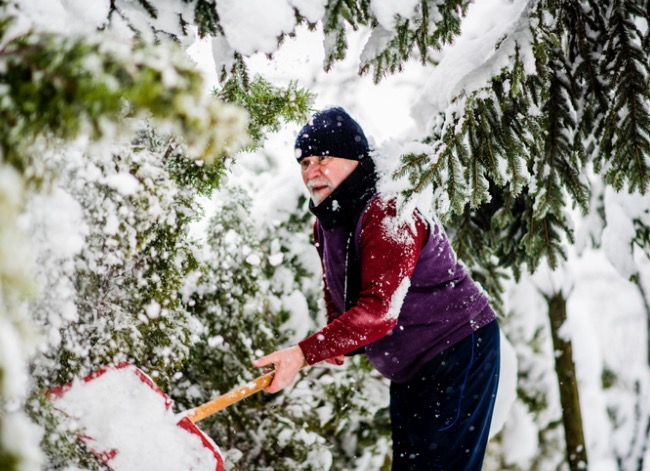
[489,331,518,438]
[601,186,650,278]
[52,364,221,471]
[369,0,419,32]
[216,0,296,55]
[413,0,534,133]
[18,0,196,45]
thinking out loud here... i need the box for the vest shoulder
[363,195,429,228]
[364,195,397,217]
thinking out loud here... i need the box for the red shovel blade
[47,362,224,471]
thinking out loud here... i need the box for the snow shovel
[47,361,294,471]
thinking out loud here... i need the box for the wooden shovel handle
[186,363,308,424]
[186,371,275,423]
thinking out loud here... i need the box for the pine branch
[321,0,368,71]
[194,0,220,37]
[447,199,510,312]
[465,98,499,207]
[445,132,469,214]
[397,114,469,215]
[564,0,609,152]
[216,75,314,147]
[598,0,650,193]
[136,0,158,19]
[359,0,470,83]
[542,50,590,212]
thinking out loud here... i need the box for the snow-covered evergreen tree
[108,0,649,329]
[0,2,247,468]
[6,1,650,470]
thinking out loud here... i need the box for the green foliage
[444,183,512,312]
[171,187,325,470]
[394,0,650,299]
[217,75,315,146]
[27,123,233,467]
[0,435,19,471]
[313,358,392,470]
[601,366,618,390]
[142,131,227,197]
[26,394,105,471]
[322,0,371,71]
[0,14,247,176]
[194,0,220,37]
[360,0,471,82]
[30,127,199,389]
[598,0,650,194]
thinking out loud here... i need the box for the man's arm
[298,199,427,364]
[254,199,427,392]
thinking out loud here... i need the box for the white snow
[489,331,518,438]
[145,301,162,319]
[385,277,410,320]
[52,365,221,471]
[288,0,327,23]
[602,185,650,278]
[60,0,110,30]
[281,290,312,342]
[5,1,650,470]
[0,318,30,399]
[21,187,87,258]
[216,0,297,55]
[412,0,533,134]
[501,400,539,467]
[369,0,419,32]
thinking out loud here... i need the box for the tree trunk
[546,292,589,471]
[631,274,650,367]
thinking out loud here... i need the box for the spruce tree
[0,3,247,468]
[8,1,650,469]
[23,79,314,468]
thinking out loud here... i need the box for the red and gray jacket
[298,195,496,383]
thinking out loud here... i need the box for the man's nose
[303,162,322,179]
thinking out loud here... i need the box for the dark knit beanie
[294,107,369,162]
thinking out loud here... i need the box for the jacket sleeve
[299,200,428,364]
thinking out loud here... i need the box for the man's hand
[252,345,306,394]
[324,355,345,366]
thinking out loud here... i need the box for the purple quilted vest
[318,198,496,383]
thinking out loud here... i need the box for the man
[253,107,500,470]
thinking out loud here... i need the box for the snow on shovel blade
[47,362,224,471]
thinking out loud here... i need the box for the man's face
[300,156,359,205]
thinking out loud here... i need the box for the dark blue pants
[390,320,500,471]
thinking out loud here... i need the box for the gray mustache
[307,179,332,190]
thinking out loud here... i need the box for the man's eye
[300,160,311,170]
